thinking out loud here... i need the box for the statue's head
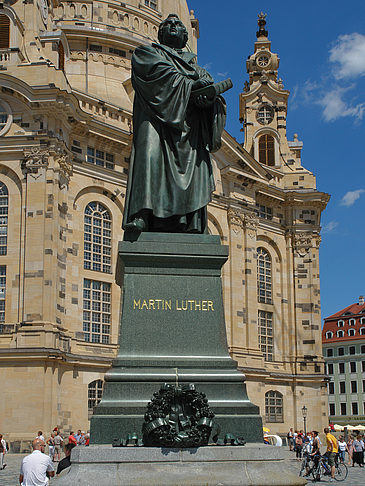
[158,14,188,49]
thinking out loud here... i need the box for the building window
[362,361,365,373]
[338,347,344,356]
[0,182,8,255]
[144,0,157,9]
[350,362,356,373]
[363,380,365,393]
[327,348,333,357]
[351,381,357,393]
[0,265,5,325]
[340,403,346,415]
[257,248,272,304]
[0,15,10,49]
[337,320,344,327]
[325,331,333,339]
[361,317,365,324]
[258,134,275,166]
[349,318,356,326]
[87,147,114,170]
[258,310,273,361]
[349,346,356,355]
[352,402,358,415]
[256,203,273,220]
[339,362,345,374]
[328,363,334,374]
[88,379,103,417]
[348,329,356,337]
[84,202,112,273]
[337,330,344,338]
[265,391,283,423]
[360,328,365,336]
[328,382,334,394]
[83,279,111,344]
[257,105,274,125]
[329,403,335,416]
[339,382,346,394]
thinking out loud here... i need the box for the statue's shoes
[124,217,146,232]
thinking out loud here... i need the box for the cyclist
[304,430,320,477]
[324,426,338,482]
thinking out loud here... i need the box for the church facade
[0,0,329,448]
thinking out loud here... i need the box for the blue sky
[188,0,365,322]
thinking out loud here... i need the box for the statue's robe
[122,42,226,233]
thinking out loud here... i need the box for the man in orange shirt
[324,427,338,481]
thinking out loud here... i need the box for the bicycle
[299,451,311,477]
[312,453,348,481]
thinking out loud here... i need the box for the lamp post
[302,405,308,434]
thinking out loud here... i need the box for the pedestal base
[54,445,307,486]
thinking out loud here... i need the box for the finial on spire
[256,12,268,39]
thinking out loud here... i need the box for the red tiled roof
[322,301,365,344]
[326,302,365,319]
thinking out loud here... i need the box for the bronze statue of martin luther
[122,14,230,234]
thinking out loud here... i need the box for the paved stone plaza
[1,449,365,485]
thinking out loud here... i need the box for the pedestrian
[0,434,6,470]
[19,438,55,486]
[305,430,320,477]
[324,426,338,481]
[68,431,77,446]
[53,431,63,462]
[287,427,294,451]
[56,443,76,475]
[337,436,348,464]
[352,435,363,466]
[36,431,45,442]
[78,432,86,446]
[295,433,303,460]
[47,433,55,461]
[74,429,81,444]
[346,436,353,465]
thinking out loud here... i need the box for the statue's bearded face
[158,16,188,49]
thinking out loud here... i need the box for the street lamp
[302,405,308,434]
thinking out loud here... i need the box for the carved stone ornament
[227,208,244,233]
[142,383,215,448]
[293,232,313,256]
[22,147,50,175]
[54,147,73,188]
[243,211,259,239]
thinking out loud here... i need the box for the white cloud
[330,33,365,79]
[318,86,365,122]
[322,221,339,233]
[340,189,365,207]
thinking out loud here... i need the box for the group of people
[19,428,90,485]
[338,434,365,467]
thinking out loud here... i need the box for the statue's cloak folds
[123,43,226,230]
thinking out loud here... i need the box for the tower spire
[256,12,268,39]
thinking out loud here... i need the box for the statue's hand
[193,94,215,108]
[192,78,213,91]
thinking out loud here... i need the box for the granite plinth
[91,233,263,443]
[54,445,307,486]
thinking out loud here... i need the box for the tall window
[258,134,275,166]
[0,15,10,49]
[257,247,272,304]
[58,42,65,72]
[0,182,8,255]
[329,403,335,416]
[265,391,283,423]
[87,147,114,170]
[88,379,103,417]
[84,202,112,273]
[144,0,157,9]
[258,310,273,361]
[0,266,5,325]
[83,279,111,343]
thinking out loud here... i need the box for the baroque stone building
[0,1,329,448]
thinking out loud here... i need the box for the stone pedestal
[90,233,262,443]
[54,445,307,485]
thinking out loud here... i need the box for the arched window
[258,134,275,166]
[257,247,272,304]
[0,182,8,255]
[349,318,356,326]
[326,331,333,339]
[337,330,344,338]
[348,328,356,337]
[84,202,112,273]
[337,320,344,327]
[0,15,10,50]
[265,391,283,423]
[258,310,273,361]
[88,379,103,418]
[360,328,365,336]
